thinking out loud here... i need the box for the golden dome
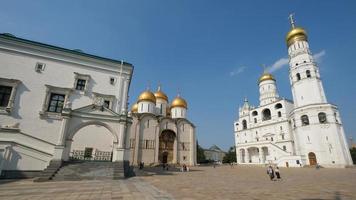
[131,103,138,113]
[171,96,188,109]
[259,73,275,83]
[286,27,308,47]
[138,90,156,103]
[154,86,168,102]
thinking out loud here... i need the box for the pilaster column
[121,78,130,114]
[259,147,264,163]
[53,114,70,161]
[190,128,196,165]
[154,125,160,164]
[133,124,140,165]
[245,149,250,163]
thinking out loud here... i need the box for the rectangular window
[47,93,65,113]
[76,79,86,91]
[103,100,110,109]
[0,86,12,107]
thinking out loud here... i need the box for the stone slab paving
[0,166,355,200]
[141,165,356,200]
[0,178,173,200]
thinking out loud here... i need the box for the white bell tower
[287,14,327,108]
[286,14,353,167]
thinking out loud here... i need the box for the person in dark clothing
[267,166,275,181]
[275,167,281,180]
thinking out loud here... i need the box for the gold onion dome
[131,103,138,113]
[259,72,275,83]
[154,86,168,102]
[286,27,308,46]
[171,95,188,109]
[138,90,156,103]
[286,14,308,47]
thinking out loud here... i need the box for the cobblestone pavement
[141,165,356,200]
[0,178,173,200]
[0,166,355,200]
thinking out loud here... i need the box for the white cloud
[230,66,246,76]
[313,50,326,63]
[266,57,289,73]
[266,50,326,73]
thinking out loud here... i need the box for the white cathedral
[128,87,196,166]
[234,16,353,168]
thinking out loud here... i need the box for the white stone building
[127,87,196,166]
[234,16,353,168]
[0,33,133,177]
[203,145,226,163]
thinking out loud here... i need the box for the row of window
[251,103,283,117]
[300,112,327,126]
[295,70,314,81]
[239,112,330,131]
[240,110,282,130]
[0,85,111,114]
[47,92,110,113]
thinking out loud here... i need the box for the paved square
[0,165,355,200]
[141,165,356,200]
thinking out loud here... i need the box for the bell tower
[287,14,327,108]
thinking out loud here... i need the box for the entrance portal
[308,152,317,166]
[70,124,114,161]
[159,130,176,164]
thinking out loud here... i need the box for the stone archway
[308,152,317,166]
[159,130,176,164]
[69,122,116,161]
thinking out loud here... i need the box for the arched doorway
[69,124,115,162]
[159,130,176,164]
[308,152,317,166]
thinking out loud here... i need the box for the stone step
[50,161,126,181]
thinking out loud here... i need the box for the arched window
[278,111,282,117]
[275,103,283,109]
[306,70,311,78]
[318,112,327,124]
[283,146,287,151]
[296,73,301,81]
[242,120,247,130]
[252,111,258,116]
[301,115,310,126]
[262,109,271,121]
[254,118,257,123]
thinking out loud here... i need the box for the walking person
[275,167,281,180]
[267,166,275,181]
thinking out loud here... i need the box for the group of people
[266,165,281,181]
[181,164,190,172]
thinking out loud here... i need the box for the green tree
[350,147,356,164]
[196,141,206,163]
[222,146,237,163]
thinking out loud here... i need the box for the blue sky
[1,0,356,150]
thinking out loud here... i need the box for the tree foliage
[222,146,237,163]
[350,147,356,164]
[196,141,206,163]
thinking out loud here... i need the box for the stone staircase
[35,160,131,182]
[52,161,125,181]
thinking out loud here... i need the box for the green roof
[0,33,133,67]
